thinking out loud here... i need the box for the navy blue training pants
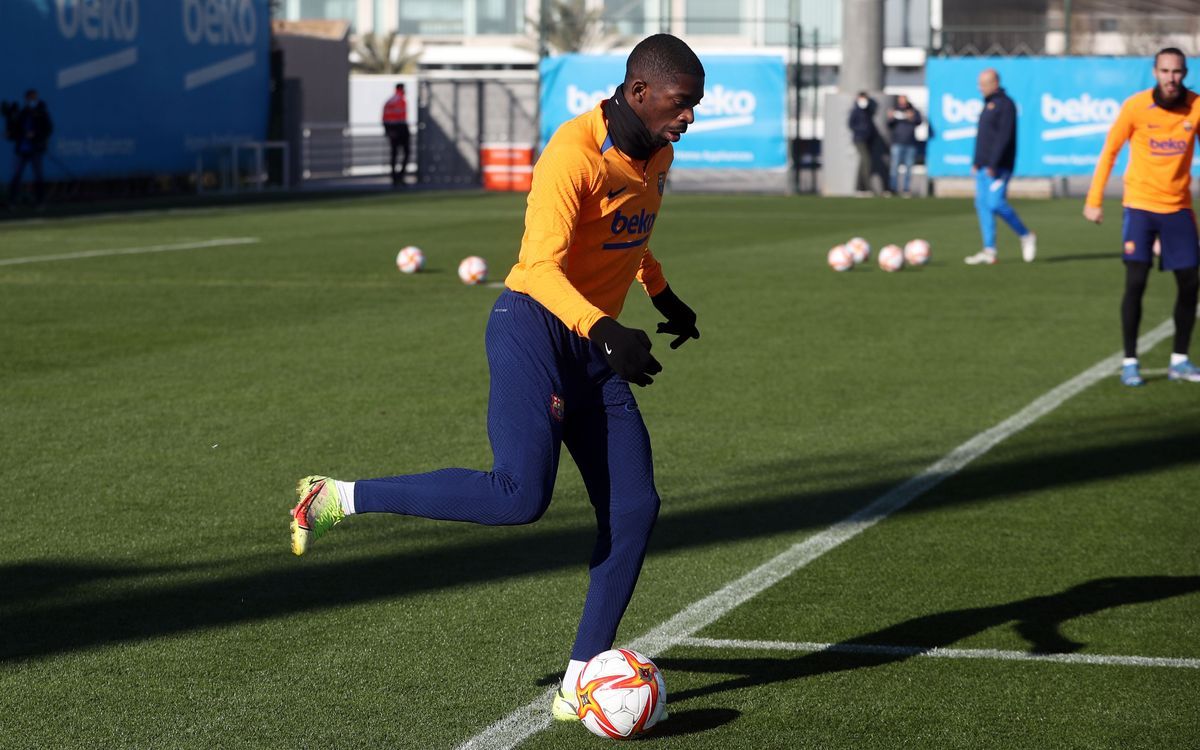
[355,290,661,661]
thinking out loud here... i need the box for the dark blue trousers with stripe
[354,289,661,661]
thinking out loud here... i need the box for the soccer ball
[574,648,667,739]
[827,244,854,272]
[458,256,488,285]
[396,245,425,274]
[904,239,931,266]
[846,237,871,265]
[878,244,905,272]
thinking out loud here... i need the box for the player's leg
[291,292,567,554]
[1119,209,1156,386]
[1158,209,1200,381]
[966,169,998,264]
[900,144,915,195]
[8,154,28,200]
[560,375,660,675]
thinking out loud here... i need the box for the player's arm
[519,141,609,336]
[637,249,699,349]
[1084,99,1135,223]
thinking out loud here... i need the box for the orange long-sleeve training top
[504,102,671,337]
[1086,89,1200,213]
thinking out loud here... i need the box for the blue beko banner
[0,0,270,180]
[925,57,1189,177]
[539,54,786,169]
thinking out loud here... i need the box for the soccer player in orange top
[289,34,704,721]
[1084,48,1200,386]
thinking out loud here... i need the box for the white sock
[562,659,587,694]
[984,247,997,254]
[1123,357,1139,367]
[335,480,356,515]
[1171,352,1189,366]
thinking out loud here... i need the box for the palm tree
[352,31,420,74]
[531,0,622,55]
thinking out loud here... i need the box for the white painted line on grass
[0,238,261,267]
[679,636,1200,670]
[457,316,1180,750]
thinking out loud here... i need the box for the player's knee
[614,490,660,535]
[501,481,554,525]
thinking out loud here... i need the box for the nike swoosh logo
[604,343,613,355]
[606,186,627,200]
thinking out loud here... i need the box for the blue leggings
[975,168,1029,249]
[355,290,660,661]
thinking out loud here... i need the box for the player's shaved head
[624,34,704,85]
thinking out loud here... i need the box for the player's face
[1154,54,1187,100]
[631,73,704,146]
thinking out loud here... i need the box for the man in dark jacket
[886,94,922,196]
[965,70,1036,265]
[848,91,880,195]
[7,89,53,207]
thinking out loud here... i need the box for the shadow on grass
[4,417,1200,663]
[1044,253,1118,264]
[659,575,1200,705]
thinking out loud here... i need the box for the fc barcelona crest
[657,172,666,196]
[550,393,565,422]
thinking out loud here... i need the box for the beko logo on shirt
[603,209,657,250]
[611,208,656,235]
[1150,137,1188,155]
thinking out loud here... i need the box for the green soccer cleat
[551,685,579,722]
[290,475,345,556]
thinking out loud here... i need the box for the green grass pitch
[1,192,1197,749]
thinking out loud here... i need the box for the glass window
[604,0,647,36]
[399,0,466,35]
[296,0,357,23]
[686,0,743,36]
[475,0,521,34]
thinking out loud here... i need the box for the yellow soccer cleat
[290,475,345,556]
[551,685,580,722]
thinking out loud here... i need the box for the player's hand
[590,317,662,387]
[1083,205,1103,224]
[985,167,995,178]
[651,285,700,349]
[970,166,978,175]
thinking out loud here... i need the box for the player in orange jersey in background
[1084,48,1200,386]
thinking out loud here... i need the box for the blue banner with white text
[539,54,787,170]
[0,0,270,180]
[924,57,1200,177]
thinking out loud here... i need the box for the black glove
[651,285,699,349]
[590,316,662,387]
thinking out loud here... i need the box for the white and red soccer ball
[845,237,871,265]
[878,244,905,272]
[827,244,854,272]
[395,245,425,274]
[574,648,667,739]
[904,238,931,266]
[458,255,488,285]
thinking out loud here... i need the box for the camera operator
[6,89,53,208]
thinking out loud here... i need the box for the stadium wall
[0,0,270,181]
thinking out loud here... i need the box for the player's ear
[629,79,648,103]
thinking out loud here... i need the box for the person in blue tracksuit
[965,69,1037,265]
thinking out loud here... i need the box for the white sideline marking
[457,317,1179,750]
[680,637,1200,670]
[0,238,261,267]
